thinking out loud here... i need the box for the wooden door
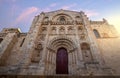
[56,48,68,74]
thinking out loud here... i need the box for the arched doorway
[56,47,68,74]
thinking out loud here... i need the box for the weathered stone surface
[0,9,119,75]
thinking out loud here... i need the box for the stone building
[0,9,120,76]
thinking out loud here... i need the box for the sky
[0,0,120,33]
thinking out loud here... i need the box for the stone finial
[103,18,108,23]
[40,12,45,15]
[80,11,84,14]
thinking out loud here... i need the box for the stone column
[74,20,84,70]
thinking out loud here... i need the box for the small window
[0,38,3,43]
[76,16,80,18]
[20,38,25,47]
[93,29,100,38]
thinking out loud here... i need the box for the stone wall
[0,33,17,66]
[6,33,27,66]
[97,38,120,75]
[0,10,120,75]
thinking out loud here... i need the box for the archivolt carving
[52,13,73,22]
[47,36,77,53]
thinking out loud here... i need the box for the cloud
[50,3,57,7]
[84,10,99,17]
[61,3,77,10]
[14,7,39,25]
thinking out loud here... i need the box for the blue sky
[0,0,120,33]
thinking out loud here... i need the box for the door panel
[56,48,68,74]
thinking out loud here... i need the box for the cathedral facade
[0,9,120,76]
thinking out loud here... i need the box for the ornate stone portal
[0,9,119,76]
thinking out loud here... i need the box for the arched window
[44,17,49,22]
[75,16,81,21]
[59,16,66,22]
[93,29,100,38]
[20,38,25,47]
[0,38,3,43]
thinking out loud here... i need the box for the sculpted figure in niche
[59,27,65,34]
[78,26,83,34]
[81,43,93,63]
[35,42,43,50]
[42,27,47,34]
[31,42,43,63]
[68,26,74,34]
[80,33,86,40]
[39,34,46,41]
[31,50,41,63]
[52,27,56,34]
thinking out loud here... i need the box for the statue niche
[59,27,65,34]
[39,34,46,41]
[81,43,93,63]
[78,26,83,34]
[41,27,47,34]
[31,42,43,63]
[80,33,86,40]
[51,27,56,34]
[68,26,74,34]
